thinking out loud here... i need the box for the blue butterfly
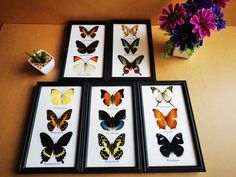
[99,110,126,131]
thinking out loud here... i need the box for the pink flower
[190,8,217,38]
[159,3,186,32]
[214,0,229,8]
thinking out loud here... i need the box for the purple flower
[159,3,186,32]
[190,9,217,38]
[213,0,229,8]
[170,22,201,51]
[184,0,213,15]
[212,5,226,31]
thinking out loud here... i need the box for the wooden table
[0,24,236,177]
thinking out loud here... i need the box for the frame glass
[138,81,205,172]
[19,82,85,173]
[108,20,156,81]
[81,82,142,173]
[59,21,108,81]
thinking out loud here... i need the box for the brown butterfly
[121,24,139,37]
[118,55,144,76]
[152,108,177,129]
[79,26,99,38]
[47,109,72,131]
[100,89,124,107]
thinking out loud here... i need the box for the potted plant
[26,49,55,74]
[159,0,228,59]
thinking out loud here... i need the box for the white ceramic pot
[28,50,55,74]
[172,47,191,59]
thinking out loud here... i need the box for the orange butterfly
[152,108,177,129]
[100,89,124,107]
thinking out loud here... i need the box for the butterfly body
[156,133,184,158]
[76,40,99,54]
[47,109,72,131]
[79,26,99,38]
[99,109,126,130]
[73,56,98,75]
[51,88,74,105]
[118,55,144,76]
[100,89,124,107]
[40,132,73,163]
[121,24,139,37]
[98,133,125,160]
[121,38,140,54]
[152,108,177,129]
[150,86,174,107]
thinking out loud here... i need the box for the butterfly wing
[100,89,112,107]
[117,55,132,75]
[150,87,163,106]
[132,55,144,75]
[130,25,139,36]
[58,109,72,131]
[79,26,88,38]
[130,38,140,54]
[152,109,166,129]
[171,133,184,157]
[40,133,54,163]
[121,24,130,37]
[76,40,87,54]
[99,110,112,131]
[112,109,126,130]
[121,38,131,54]
[112,133,125,160]
[113,89,124,106]
[156,133,171,157]
[73,56,85,74]
[47,110,57,131]
[98,134,111,160]
[87,26,99,38]
[166,108,177,129]
[86,40,99,54]
[51,89,61,105]
[162,86,174,106]
[54,132,73,163]
[84,56,98,74]
[61,88,74,105]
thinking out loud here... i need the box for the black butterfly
[40,132,73,163]
[76,40,99,54]
[118,55,144,76]
[99,109,126,131]
[156,133,184,158]
[121,38,140,54]
[79,26,99,38]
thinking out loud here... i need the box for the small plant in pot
[26,49,55,74]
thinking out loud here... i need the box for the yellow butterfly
[51,88,74,105]
[121,24,139,37]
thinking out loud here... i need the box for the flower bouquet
[160,0,228,59]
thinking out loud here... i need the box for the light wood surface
[0,24,236,177]
[0,0,235,26]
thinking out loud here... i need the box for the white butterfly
[73,56,98,75]
[150,86,174,107]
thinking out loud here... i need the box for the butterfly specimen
[40,132,73,163]
[98,133,125,160]
[73,56,98,75]
[76,40,99,54]
[153,108,177,129]
[156,133,184,158]
[51,88,74,105]
[99,109,126,131]
[121,24,139,37]
[47,109,72,131]
[121,38,140,54]
[100,89,124,107]
[150,86,174,107]
[79,26,99,38]
[118,55,144,76]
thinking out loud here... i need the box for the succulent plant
[26,50,48,63]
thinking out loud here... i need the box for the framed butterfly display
[59,21,108,81]
[81,82,142,173]
[109,20,156,81]
[19,82,86,173]
[138,81,205,172]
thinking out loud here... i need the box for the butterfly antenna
[40,160,43,164]
[169,102,174,107]
[156,102,159,107]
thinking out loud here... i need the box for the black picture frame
[19,82,86,173]
[137,81,205,172]
[59,21,109,81]
[108,20,156,81]
[81,81,143,173]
